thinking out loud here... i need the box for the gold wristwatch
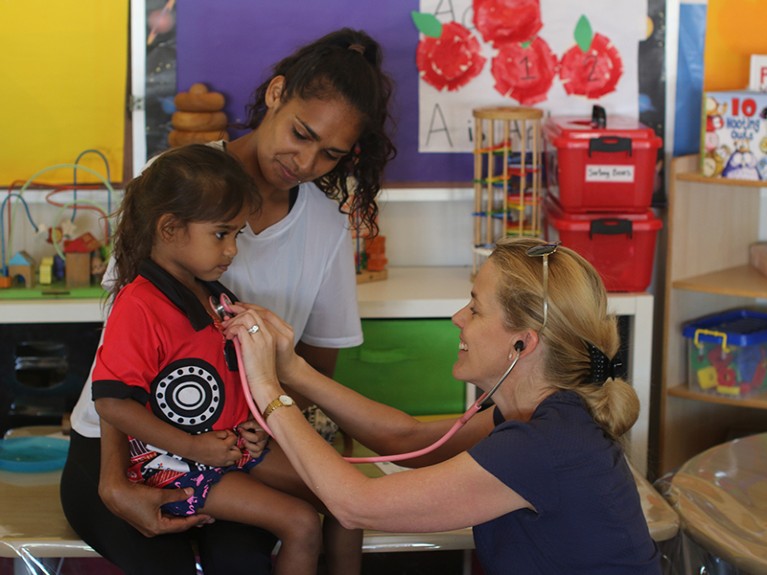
[262,394,296,420]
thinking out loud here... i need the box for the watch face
[279,394,294,406]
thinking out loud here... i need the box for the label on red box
[586,165,635,183]
[702,90,767,180]
[543,115,661,212]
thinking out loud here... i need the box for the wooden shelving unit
[659,155,767,474]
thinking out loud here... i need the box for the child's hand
[237,418,270,458]
[189,429,242,467]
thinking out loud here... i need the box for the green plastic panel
[334,319,465,416]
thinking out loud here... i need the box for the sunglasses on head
[525,242,560,329]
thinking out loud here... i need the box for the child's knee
[284,508,323,552]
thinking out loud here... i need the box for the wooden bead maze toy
[472,107,543,276]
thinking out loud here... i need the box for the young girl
[92,144,353,575]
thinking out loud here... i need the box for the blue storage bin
[682,309,767,398]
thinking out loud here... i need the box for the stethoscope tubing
[213,294,519,464]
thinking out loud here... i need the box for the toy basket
[682,309,767,398]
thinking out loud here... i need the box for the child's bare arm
[95,397,241,467]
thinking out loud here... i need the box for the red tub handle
[589,218,633,239]
[588,136,632,158]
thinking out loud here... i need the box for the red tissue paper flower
[491,37,558,105]
[473,0,543,47]
[559,16,623,99]
[415,18,486,92]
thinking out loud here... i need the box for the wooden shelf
[676,171,767,188]
[672,265,767,298]
[660,155,767,475]
[668,384,767,409]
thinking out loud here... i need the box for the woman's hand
[225,303,302,381]
[98,419,214,536]
[221,307,282,408]
[99,474,213,537]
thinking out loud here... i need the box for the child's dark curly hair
[111,144,259,297]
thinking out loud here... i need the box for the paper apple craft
[473,0,543,47]
[559,16,623,99]
[413,12,485,92]
[491,36,558,105]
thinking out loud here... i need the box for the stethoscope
[210,294,522,464]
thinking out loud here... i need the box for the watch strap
[262,395,294,421]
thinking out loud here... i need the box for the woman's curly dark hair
[243,28,397,237]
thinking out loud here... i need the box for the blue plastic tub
[682,309,767,397]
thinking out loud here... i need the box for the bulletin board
[175,0,664,185]
[0,0,128,185]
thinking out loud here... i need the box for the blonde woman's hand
[221,307,281,406]
[226,303,301,381]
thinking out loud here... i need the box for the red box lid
[544,115,662,149]
[544,196,662,231]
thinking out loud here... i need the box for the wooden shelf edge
[672,265,767,299]
[676,170,767,189]
[668,385,767,409]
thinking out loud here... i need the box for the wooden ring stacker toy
[173,82,225,112]
[171,111,228,132]
[168,130,229,147]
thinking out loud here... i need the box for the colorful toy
[684,309,767,398]
[39,256,54,286]
[63,232,102,288]
[169,83,229,147]
[8,251,36,288]
[353,234,388,284]
[472,106,544,277]
[1,154,114,291]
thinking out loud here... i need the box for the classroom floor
[360,550,470,575]
[0,552,476,574]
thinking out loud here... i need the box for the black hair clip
[587,343,622,385]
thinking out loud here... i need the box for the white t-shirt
[70,178,363,438]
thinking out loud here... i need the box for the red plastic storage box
[543,196,662,292]
[543,113,662,212]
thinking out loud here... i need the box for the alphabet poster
[415,0,647,153]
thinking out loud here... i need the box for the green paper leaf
[411,11,442,38]
[573,15,593,53]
